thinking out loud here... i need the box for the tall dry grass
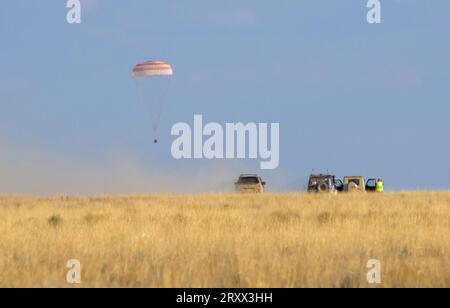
[0,192,449,288]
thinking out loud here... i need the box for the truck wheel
[348,182,358,192]
[318,183,329,192]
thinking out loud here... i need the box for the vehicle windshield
[310,177,331,184]
[238,177,260,184]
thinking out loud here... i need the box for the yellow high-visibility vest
[376,180,384,192]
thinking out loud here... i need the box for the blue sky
[1,0,450,194]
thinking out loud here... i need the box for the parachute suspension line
[133,77,160,138]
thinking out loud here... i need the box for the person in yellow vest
[376,178,384,192]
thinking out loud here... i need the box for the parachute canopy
[132,60,173,77]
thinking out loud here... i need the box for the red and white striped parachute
[132,61,173,77]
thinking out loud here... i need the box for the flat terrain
[0,192,449,288]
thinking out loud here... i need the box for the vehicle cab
[235,174,266,193]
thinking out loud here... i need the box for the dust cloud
[0,142,240,196]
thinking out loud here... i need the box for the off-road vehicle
[235,174,266,193]
[307,174,344,193]
[343,176,378,192]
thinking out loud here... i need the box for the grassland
[0,192,449,288]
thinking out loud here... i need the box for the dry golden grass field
[0,192,449,288]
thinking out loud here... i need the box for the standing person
[376,178,384,192]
